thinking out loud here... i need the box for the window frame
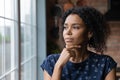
[36,0,47,80]
[0,0,39,80]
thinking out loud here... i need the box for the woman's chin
[65,43,80,46]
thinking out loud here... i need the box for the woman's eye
[73,26,80,29]
[63,26,68,30]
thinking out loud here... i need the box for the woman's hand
[55,45,81,68]
[50,45,81,80]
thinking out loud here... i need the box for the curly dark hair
[62,6,110,53]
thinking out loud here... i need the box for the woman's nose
[66,28,72,35]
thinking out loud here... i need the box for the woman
[41,6,117,80]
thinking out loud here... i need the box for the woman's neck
[69,45,89,63]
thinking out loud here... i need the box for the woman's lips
[65,38,73,43]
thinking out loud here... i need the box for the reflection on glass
[5,0,14,19]
[20,0,36,26]
[0,0,4,17]
[0,0,36,80]
[21,24,32,62]
[21,60,35,80]
[20,0,36,80]
[0,19,17,80]
[5,21,11,72]
[0,27,4,76]
[21,24,36,80]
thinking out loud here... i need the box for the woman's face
[63,14,88,46]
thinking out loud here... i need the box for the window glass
[0,0,36,80]
[20,0,36,80]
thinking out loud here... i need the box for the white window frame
[36,0,47,80]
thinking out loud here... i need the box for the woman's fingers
[57,45,81,67]
[65,45,81,49]
[65,44,81,57]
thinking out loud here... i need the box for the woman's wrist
[51,62,63,80]
[55,62,64,70]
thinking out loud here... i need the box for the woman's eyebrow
[72,23,84,26]
[64,23,85,26]
[63,23,68,26]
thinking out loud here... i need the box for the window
[0,0,36,80]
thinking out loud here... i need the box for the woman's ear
[88,32,93,39]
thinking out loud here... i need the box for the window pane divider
[21,55,36,65]
[0,66,17,80]
[0,16,35,26]
[17,0,21,80]
[0,54,36,80]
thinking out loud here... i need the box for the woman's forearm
[51,63,63,80]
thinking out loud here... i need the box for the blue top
[41,51,117,80]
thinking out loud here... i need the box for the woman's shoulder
[46,53,60,62]
[41,54,60,76]
[89,51,117,78]
[89,51,114,60]
[89,51,117,66]
[47,53,60,59]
